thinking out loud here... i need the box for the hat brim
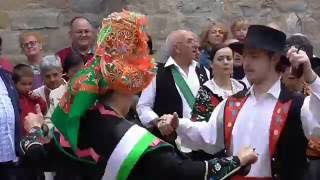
[228,42,290,66]
[228,42,243,54]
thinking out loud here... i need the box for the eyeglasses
[22,41,38,49]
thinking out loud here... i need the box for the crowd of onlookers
[1,14,320,180]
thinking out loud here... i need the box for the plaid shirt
[0,77,16,162]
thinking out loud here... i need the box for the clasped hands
[156,112,179,137]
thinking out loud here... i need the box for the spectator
[56,16,95,69]
[62,54,84,80]
[137,30,210,153]
[33,55,66,110]
[12,64,47,135]
[230,19,249,42]
[12,64,47,180]
[199,22,228,69]
[0,67,21,179]
[19,32,45,89]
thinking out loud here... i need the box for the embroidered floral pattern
[191,86,223,122]
[207,156,241,180]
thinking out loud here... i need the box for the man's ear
[271,53,281,64]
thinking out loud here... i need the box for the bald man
[137,30,210,154]
[56,17,95,72]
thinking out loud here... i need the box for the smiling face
[70,18,94,50]
[21,35,42,59]
[208,26,225,45]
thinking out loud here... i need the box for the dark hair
[147,34,154,55]
[69,16,92,28]
[63,54,84,74]
[0,36,2,47]
[266,51,287,73]
[209,44,233,62]
[12,64,33,83]
[286,35,313,59]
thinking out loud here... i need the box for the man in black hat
[159,25,320,179]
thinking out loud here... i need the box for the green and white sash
[171,66,195,109]
[171,66,194,153]
[102,125,157,180]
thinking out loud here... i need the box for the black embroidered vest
[153,63,209,118]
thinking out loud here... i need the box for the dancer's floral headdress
[51,10,156,150]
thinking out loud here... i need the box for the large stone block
[148,14,183,40]
[0,12,10,29]
[45,27,70,53]
[0,0,28,10]
[10,9,63,30]
[71,0,106,13]
[45,0,71,9]
[62,12,102,28]
[0,31,22,55]
[179,0,224,14]
[276,0,307,12]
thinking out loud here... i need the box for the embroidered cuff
[206,156,241,180]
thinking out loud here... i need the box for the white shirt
[137,57,210,127]
[44,83,67,129]
[177,77,320,177]
[0,77,16,162]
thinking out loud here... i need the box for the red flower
[211,97,220,107]
[197,105,206,112]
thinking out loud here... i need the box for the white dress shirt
[177,77,320,177]
[137,57,210,127]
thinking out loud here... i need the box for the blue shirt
[199,49,211,70]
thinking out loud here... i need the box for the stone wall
[1,0,320,64]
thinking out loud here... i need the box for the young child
[230,19,249,42]
[12,64,47,135]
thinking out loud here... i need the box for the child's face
[234,26,248,41]
[16,76,33,95]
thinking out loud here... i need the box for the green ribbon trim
[116,132,156,180]
[52,91,98,151]
[171,66,195,109]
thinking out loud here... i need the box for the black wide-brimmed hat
[229,25,288,61]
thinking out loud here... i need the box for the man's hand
[157,112,179,136]
[236,147,258,166]
[287,46,318,83]
[24,104,44,132]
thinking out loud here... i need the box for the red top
[56,47,94,67]
[0,57,13,73]
[19,94,47,135]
